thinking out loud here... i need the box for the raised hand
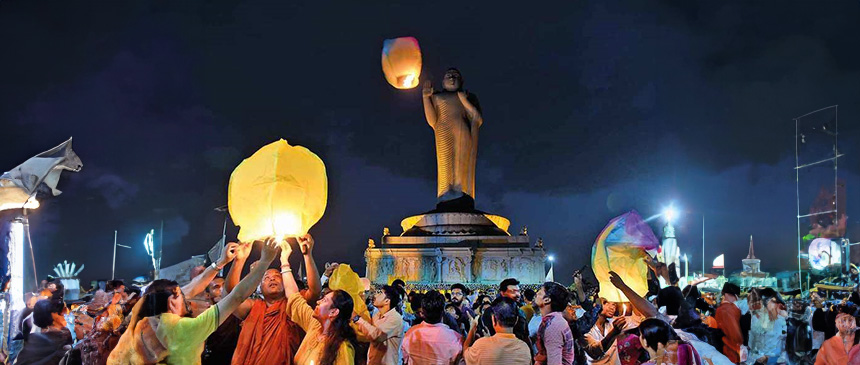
[235,241,253,261]
[217,242,240,267]
[611,316,628,333]
[279,239,293,263]
[297,234,315,255]
[469,312,480,329]
[608,271,626,289]
[324,262,340,277]
[422,81,434,97]
[258,237,280,265]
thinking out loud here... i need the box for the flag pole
[112,230,117,280]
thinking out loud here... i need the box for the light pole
[546,255,555,282]
[661,206,707,278]
[112,230,131,280]
[215,205,229,275]
[683,254,688,279]
[661,205,680,279]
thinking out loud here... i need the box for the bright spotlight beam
[662,205,678,223]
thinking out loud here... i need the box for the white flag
[1,138,82,211]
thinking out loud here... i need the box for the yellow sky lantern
[228,139,327,242]
[381,37,422,89]
[328,264,371,322]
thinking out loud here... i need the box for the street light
[662,205,678,224]
[662,205,706,277]
[112,230,131,280]
[546,254,555,282]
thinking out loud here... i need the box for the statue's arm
[459,92,483,128]
[423,96,437,128]
[422,81,437,128]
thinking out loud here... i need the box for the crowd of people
[4,235,860,365]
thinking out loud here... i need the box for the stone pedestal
[365,212,546,285]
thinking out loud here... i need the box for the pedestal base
[367,209,545,285]
[399,212,511,236]
[365,240,546,285]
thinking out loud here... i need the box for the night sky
[2,1,859,285]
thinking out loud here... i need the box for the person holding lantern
[280,234,358,365]
[583,297,627,365]
[226,234,322,365]
[107,238,280,365]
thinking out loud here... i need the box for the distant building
[741,235,767,278]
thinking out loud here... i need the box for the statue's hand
[457,91,474,105]
[422,81,434,98]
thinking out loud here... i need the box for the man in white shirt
[354,285,405,365]
[584,298,627,365]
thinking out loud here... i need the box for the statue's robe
[430,92,481,204]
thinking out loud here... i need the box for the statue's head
[442,68,463,91]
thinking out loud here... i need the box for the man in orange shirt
[715,283,743,363]
[815,306,859,365]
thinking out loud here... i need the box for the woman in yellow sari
[282,234,357,365]
[108,238,280,364]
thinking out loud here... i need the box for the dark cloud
[161,215,191,247]
[86,173,140,210]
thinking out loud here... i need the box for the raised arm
[225,241,252,293]
[463,315,480,355]
[216,238,279,325]
[422,81,437,128]
[583,317,628,359]
[298,234,321,301]
[457,91,482,128]
[608,271,659,319]
[573,273,588,304]
[688,274,716,287]
[280,240,300,297]
[182,242,238,298]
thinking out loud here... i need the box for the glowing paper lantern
[328,264,370,321]
[381,37,422,89]
[591,210,660,303]
[228,139,327,242]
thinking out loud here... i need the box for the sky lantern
[591,210,660,303]
[381,37,422,89]
[328,264,371,322]
[228,139,327,242]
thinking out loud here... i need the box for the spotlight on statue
[548,255,555,262]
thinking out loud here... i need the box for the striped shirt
[535,311,574,365]
[465,332,532,365]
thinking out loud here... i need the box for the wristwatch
[352,315,361,323]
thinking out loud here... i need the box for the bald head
[261,269,286,300]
